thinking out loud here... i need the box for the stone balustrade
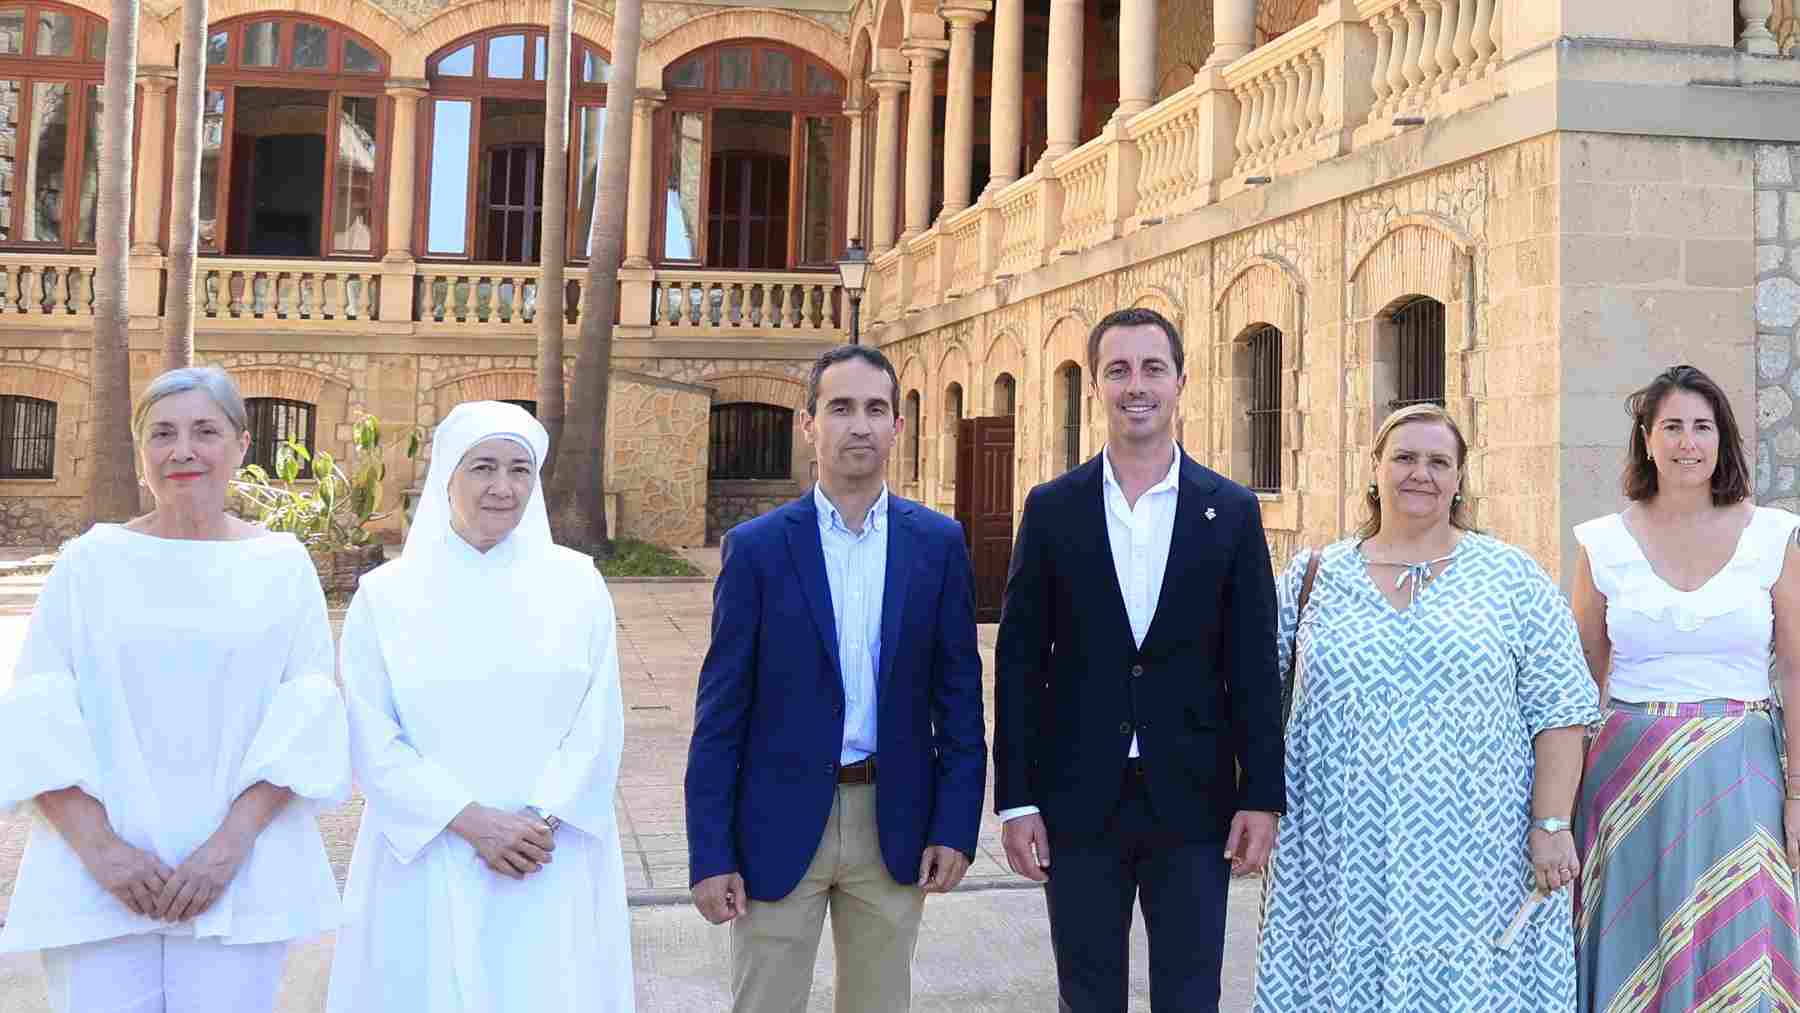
[1054,134,1116,254]
[197,260,382,323]
[944,208,986,299]
[1129,82,1205,224]
[0,255,98,318]
[415,266,548,328]
[909,234,942,311]
[870,255,903,324]
[995,175,1046,278]
[1360,0,1500,128]
[1226,22,1328,174]
[651,269,842,334]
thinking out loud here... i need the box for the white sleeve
[341,589,477,863]
[0,548,105,817]
[526,572,624,838]
[232,550,351,811]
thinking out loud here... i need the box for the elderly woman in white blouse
[0,367,350,1013]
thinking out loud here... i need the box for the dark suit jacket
[993,452,1283,841]
[685,491,988,901]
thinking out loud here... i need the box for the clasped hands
[450,803,558,880]
[80,828,251,923]
[1002,810,1278,881]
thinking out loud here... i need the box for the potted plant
[231,415,420,597]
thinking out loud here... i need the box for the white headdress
[405,400,552,566]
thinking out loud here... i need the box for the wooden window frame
[708,402,793,481]
[1389,297,1446,410]
[656,40,848,271]
[0,394,56,479]
[416,26,611,265]
[1245,324,1282,494]
[195,15,392,260]
[0,1,108,251]
[245,396,316,475]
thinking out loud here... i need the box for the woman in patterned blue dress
[1251,404,1600,1011]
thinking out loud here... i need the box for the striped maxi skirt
[1575,699,1800,1012]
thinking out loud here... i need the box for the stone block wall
[1756,143,1800,508]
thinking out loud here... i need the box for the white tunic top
[0,525,350,952]
[1573,506,1800,703]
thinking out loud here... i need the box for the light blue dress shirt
[814,482,887,765]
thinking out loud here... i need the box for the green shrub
[598,538,705,578]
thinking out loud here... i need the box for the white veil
[405,400,553,565]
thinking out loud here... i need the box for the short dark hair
[1086,307,1185,378]
[1623,364,1751,506]
[806,344,901,416]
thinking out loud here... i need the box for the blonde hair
[1357,403,1475,541]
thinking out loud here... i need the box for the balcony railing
[0,255,98,318]
[199,259,381,323]
[650,269,844,334]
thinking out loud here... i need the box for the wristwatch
[1530,817,1572,835]
[527,806,562,833]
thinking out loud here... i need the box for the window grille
[1389,297,1446,410]
[708,403,792,480]
[1245,325,1282,493]
[245,397,316,475]
[1061,366,1082,473]
[0,395,56,479]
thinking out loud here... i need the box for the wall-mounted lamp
[1245,175,1273,185]
[1393,116,1426,127]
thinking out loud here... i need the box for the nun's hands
[154,830,251,922]
[451,803,556,880]
[82,835,175,918]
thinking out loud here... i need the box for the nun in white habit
[324,401,634,1013]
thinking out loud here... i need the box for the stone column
[383,83,428,261]
[131,71,175,255]
[844,103,867,242]
[988,0,1024,191]
[624,91,664,268]
[1117,0,1157,119]
[901,42,946,240]
[870,73,908,253]
[1210,0,1257,67]
[940,4,990,217]
[1044,0,1083,161]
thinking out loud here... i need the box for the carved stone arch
[1216,253,1304,339]
[0,364,90,404]
[700,370,807,411]
[875,0,907,50]
[1128,285,1184,325]
[1346,214,1475,314]
[396,0,614,77]
[640,9,848,87]
[1211,258,1305,503]
[1040,314,1090,479]
[0,364,91,493]
[204,0,408,71]
[231,365,342,404]
[983,328,1024,417]
[430,368,541,414]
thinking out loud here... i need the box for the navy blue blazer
[993,452,1283,841]
[685,491,988,901]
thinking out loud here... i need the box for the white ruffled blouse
[0,525,350,952]
[1574,506,1800,703]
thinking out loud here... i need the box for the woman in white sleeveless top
[1570,365,1800,1012]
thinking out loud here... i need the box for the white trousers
[41,933,288,1013]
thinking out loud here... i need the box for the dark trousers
[1044,762,1231,1012]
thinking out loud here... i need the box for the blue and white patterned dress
[1251,534,1600,1012]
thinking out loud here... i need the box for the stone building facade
[0,0,1794,579]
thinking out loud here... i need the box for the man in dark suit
[995,307,1282,1011]
[685,344,987,1013]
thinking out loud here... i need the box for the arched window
[191,16,389,258]
[245,396,316,474]
[0,393,56,477]
[903,389,921,483]
[1058,364,1083,474]
[1245,324,1282,493]
[1389,296,1446,409]
[0,2,107,250]
[942,382,962,485]
[993,373,1016,417]
[709,402,791,480]
[422,27,611,263]
[659,41,847,270]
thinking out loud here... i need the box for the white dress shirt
[815,482,888,765]
[1000,443,1181,823]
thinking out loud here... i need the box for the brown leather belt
[837,757,877,785]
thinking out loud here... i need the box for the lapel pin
[1205,507,1217,521]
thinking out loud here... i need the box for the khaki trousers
[730,783,926,1013]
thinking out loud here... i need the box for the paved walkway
[0,566,1264,1010]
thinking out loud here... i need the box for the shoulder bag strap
[1281,550,1323,730]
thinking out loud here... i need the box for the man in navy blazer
[995,308,1283,1011]
[685,344,987,1013]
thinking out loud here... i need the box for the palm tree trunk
[162,0,207,370]
[535,0,572,482]
[548,0,641,554]
[87,0,141,525]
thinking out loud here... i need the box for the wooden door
[965,416,1014,624]
[954,418,976,558]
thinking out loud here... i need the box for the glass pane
[488,34,526,79]
[0,8,22,54]
[573,105,604,257]
[667,56,704,89]
[426,99,473,255]
[533,35,545,80]
[77,83,100,243]
[333,95,377,253]
[86,21,105,60]
[719,48,751,90]
[762,51,793,94]
[242,21,280,67]
[23,82,69,242]
[582,48,610,83]
[664,111,702,261]
[206,29,228,65]
[800,118,834,264]
[805,64,840,97]
[0,79,16,240]
[436,42,473,76]
[343,37,380,73]
[34,10,74,57]
[198,89,224,248]
[292,23,327,69]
